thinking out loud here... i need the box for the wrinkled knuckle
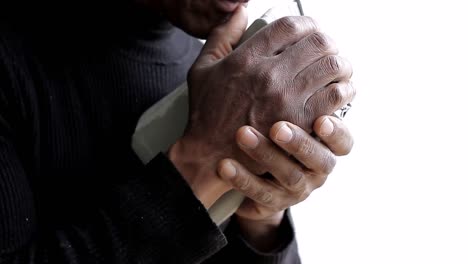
[327,83,345,106]
[322,55,343,76]
[328,55,343,73]
[276,16,302,34]
[295,137,316,157]
[255,190,274,205]
[320,153,336,175]
[234,174,251,191]
[308,32,330,51]
[285,169,306,191]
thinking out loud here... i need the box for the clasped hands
[169,6,355,233]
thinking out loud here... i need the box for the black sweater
[0,4,300,264]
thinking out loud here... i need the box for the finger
[305,81,356,117]
[240,16,319,57]
[296,55,353,91]
[197,6,248,66]
[313,115,354,156]
[217,158,284,208]
[270,122,336,175]
[280,31,338,71]
[235,126,311,193]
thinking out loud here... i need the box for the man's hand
[217,115,353,250]
[169,6,354,209]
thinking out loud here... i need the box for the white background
[246,0,468,263]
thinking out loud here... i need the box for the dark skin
[139,0,249,39]
[222,116,353,251]
[143,1,355,251]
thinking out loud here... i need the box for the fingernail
[220,161,237,179]
[239,128,259,148]
[276,124,293,143]
[319,118,334,137]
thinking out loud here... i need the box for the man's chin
[179,13,233,40]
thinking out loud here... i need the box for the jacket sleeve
[203,210,302,264]
[0,135,227,264]
[0,28,300,264]
[0,38,227,263]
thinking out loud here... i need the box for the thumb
[198,5,248,66]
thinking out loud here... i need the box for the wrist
[236,211,285,252]
[168,136,230,209]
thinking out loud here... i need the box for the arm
[136,4,355,263]
[0,42,224,264]
[0,131,226,264]
[204,115,354,264]
[203,210,301,264]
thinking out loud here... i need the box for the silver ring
[334,103,352,120]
